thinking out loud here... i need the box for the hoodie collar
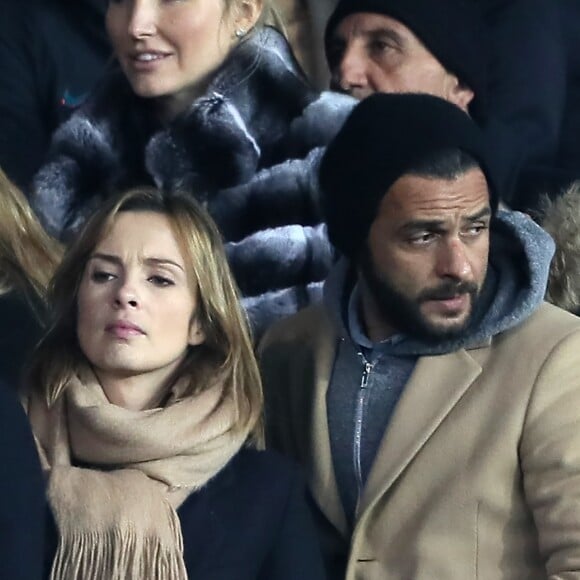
[324,210,555,356]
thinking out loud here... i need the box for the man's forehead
[378,170,491,218]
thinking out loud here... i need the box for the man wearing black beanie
[324,0,486,120]
[261,93,580,579]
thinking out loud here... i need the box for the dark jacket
[45,449,326,580]
[32,26,355,337]
[0,379,45,580]
[478,0,580,211]
[0,0,110,190]
[179,449,326,579]
[0,292,44,388]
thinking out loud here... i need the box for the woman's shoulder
[180,447,305,523]
[221,447,304,496]
[178,448,315,578]
[230,447,299,473]
[179,448,304,506]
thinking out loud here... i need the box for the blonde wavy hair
[541,182,580,314]
[30,187,263,445]
[0,168,62,304]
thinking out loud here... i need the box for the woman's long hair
[0,168,62,305]
[29,187,263,445]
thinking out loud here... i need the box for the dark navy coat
[45,449,326,579]
[0,380,45,579]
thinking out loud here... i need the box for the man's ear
[446,74,475,113]
[234,0,263,33]
[188,318,206,347]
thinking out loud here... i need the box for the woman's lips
[129,51,172,71]
[105,321,145,339]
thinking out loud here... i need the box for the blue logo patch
[60,89,88,109]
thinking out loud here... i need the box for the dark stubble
[359,251,481,342]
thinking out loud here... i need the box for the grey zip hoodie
[323,211,555,524]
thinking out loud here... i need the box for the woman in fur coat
[31,0,355,337]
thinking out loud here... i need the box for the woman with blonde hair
[0,167,61,385]
[32,0,355,338]
[0,167,62,578]
[26,187,325,580]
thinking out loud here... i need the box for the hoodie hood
[324,210,555,356]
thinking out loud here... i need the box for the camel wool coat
[260,302,580,580]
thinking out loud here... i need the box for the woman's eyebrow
[89,254,185,272]
[88,253,121,265]
[143,257,185,272]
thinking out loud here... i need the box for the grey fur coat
[32,26,355,337]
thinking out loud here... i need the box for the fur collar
[64,26,344,196]
[32,27,356,337]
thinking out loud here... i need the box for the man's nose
[435,238,472,280]
[335,45,369,95]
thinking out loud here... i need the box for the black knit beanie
[325,0,487,121]
[319,93,498,260]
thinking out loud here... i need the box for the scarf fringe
[50,508,187,580]
[29,372,250,580]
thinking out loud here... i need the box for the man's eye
[463,224,488,237]
[368,40,390,54]
[91,271,115,283]
[148,275,174,287]
[408,232,436,245]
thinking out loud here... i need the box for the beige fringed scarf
[27,371,251,580]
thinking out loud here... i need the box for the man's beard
[360,252,481,342]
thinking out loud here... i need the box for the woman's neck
[154,76,214,124]
[155,93,193,125]
[95,366,180,411]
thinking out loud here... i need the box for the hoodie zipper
[354,352,374,499]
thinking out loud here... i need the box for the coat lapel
[358,349,482,515]
[307,317,349,537]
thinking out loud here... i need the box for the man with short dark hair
[322,0,577,214]
[260,93,580,579]
[324,0,486,118]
